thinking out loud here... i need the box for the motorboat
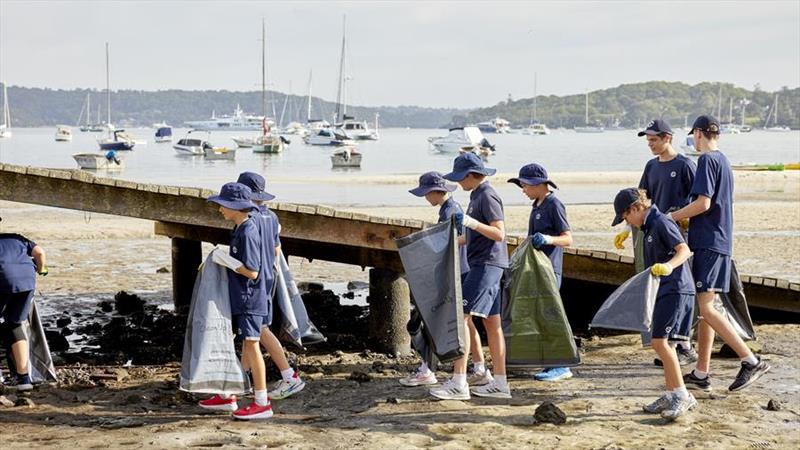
[0,82,11,138]
[523,123,550,135]
[281,121,309,136]
[428,126,494,154]
[185,105,273,131]
[55,125,73,141]
[338,114,379,140]
[173,130,212,155]
[304,127,353,146]
[720,123,741,134]
[203,146,237,160]
[232,136,256,148]
[154,126,172,143]
[253,133,288,153]
[763,94,791,132]
[476,117,510,134]
[681,136,701,160]
[574,126,605,133]
[331,146,362,168]
[98,127,136,151]
[73,151,125,170]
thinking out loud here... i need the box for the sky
[1,1,799,108]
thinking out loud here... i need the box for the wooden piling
[368,268,411,355]
[171,237,202,313]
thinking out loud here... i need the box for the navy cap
[207,182,257,211]
[409,171,457,197]
[237,171,275,201]
[688,115,720,135]
[442,152,497,182]
[637,119,673,137]
[612,188,640,226]
[508,163,558,190]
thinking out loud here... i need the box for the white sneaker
[661,393,697,420]
[429,379,470,401]
[467,369,493,386]
[399,369,438,387]
[471,380,511,399]
[270,374,306,400]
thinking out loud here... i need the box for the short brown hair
[626,189,651,214]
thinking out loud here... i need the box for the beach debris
[156,266,170,273]
[91,417,146,429]
[533,401,567,425]
[297,281,325,292]
[0,395,15,407]
[386,397,401,404]
[15,397,36,408]
[123,359,133,368]
[766,399,782,411]
[348,370,372,382]
[90,368,128,382]
[114,291,146,315]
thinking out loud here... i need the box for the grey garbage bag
[591,269,660,333]
[273,249,326,349]
[719,260,757,341]
[179,255,250,395]
[396,218,466,362]
[25,300,58,383]
[407,305,439,370]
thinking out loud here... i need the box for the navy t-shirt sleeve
[638,162,650,192]
[691,155,716,199]
[480,193,504,224]
[552,200,570,234]
[272,216,282,248]
[238,225,262,273]
[658,220,685,253]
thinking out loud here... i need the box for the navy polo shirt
[641,207,694,296]
[466,182,509,268]
[438,197,470,274]
[0,234,37,294]
[639,154,697,213]
[527,194,570,279]
[228,216,276,316]
[257,205,282,248]
[688,151,734,256]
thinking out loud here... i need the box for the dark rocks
[534,401,567,425]
[348,370,372,382]
[156,266,170,273]
[766,399,782,411]
[98,301,113,313]
[347,281,369,290]
[297,281,325,292]
[61,327,73,337]
[15,397,35,408]
[114,291,145,315]
[56,317,72,327]
[45,330,70,352]
[718,341,762,358]
[386,397,401,404]
[342,291,355,299]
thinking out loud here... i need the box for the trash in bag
[179,255,250,395]
[407,303,439,370]
[719,259,757,341]
[396,218,466,363]
[26,300,58,383]
[631,227,646,274]
[501,237,581,368]
[273,249,326,349]
[592,269,660,333]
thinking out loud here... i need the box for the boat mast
[2,83,9,128]
[584,90,589,126]
[279,81,290,128]
[716,83,722,119]
[261,19,267,123]
[532,72,538,125]
[306,69,313,122]
[106,42,111,125]
[334,15,346,124]
[774,94,779,126]
[728,97,733,123]
[86,93,91,126]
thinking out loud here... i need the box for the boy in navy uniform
[201,183,276,420]
[617,119,699,365]
[430,153,511,399]
[670,115,770,392]
[612,188,696,419]
[508,163,574,382]
[0,218,48,391]
[402,172,491,387]
[236,172,305,400]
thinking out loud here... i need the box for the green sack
[501,238,581,368]
[632,227,645,274]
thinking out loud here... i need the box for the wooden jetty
[1,163,798,354]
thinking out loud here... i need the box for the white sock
[742,354,759,366]
[452,374,467,387]
[692,369,708,379]
[669,342,678,349]
[280,368,296,382]
[473,362,486,374]
[673,386,689,399]
[220,393,232,399]
[254,389,269,406]
[419,362,430,374]
[494,374,508,388]
[664,390,675,399]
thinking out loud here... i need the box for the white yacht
[55,125,73,141]
[339,115,379,140]
[523,123,550,135]
[0,82,11,138]
[429,126,494,154]
[304,128,353,146]
[174,130,212,155]
[477,117,511,134]
[331,146,362,168]
[73,151,125,170]
[185,105,274,131]
[154,126,173,143]
[575,90,604,133]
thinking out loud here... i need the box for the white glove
[211,248,244,271]
[461,214,480,230]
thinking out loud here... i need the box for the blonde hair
[627,189,651,212]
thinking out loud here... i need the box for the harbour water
[1,127,798,206]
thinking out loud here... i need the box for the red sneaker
[232,401,274,420]
[198,394,238,412]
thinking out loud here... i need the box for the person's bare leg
[696,292,753,373]
[694,317,715,374]
[652,338,682,390]
[482,315,506,376]
[467,319,485,366]
[260,328,290,371]
[244,340,267,392]
[11,339,29,375]
[453,316,471,376]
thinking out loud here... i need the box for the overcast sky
[1,1,798,108]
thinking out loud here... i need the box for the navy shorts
[0,290,34,325]
[462,264,503,318]
[692,249,731,293]
[233,314,266,341]
[652,293,694,341]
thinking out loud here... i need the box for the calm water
[1,127,798,206]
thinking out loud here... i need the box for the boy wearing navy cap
[670,115,770,392]
[509,163,574,382]
[429,153,511,400]
[402,172,490,388]
[202,182,276,420]
[236,172,305,400]
[0,217,48,392]
[612,188,696,419]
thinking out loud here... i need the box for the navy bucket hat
[409,171,457,197]
[508,163,558,189]
[611,187,640,227]
[207,182,257,211]
[442,153,497,182]
[237,171,275,201]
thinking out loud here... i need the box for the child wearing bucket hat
[235,172,306,401]
[509,163,575,382]
[429,153,511,400]
[201,182,276,420]
[400,172,491,388]
[611,187,696,419]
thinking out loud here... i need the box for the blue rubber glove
[531,232,553,249]
[453,212,464,231]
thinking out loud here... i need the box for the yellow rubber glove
[614,229,631,249]
[678,218,690,231]
[651,263,673,277]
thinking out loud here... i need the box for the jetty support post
[368,268,411,355]
[172,237,202,313]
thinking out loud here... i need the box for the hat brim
[207,195,256,211]
[409,184,457,197]
[443,167,496,181]
[638,129,672,137]
[611,214,625,227]
[251,191,275,201]
[508,177,558,190]
[687,128,696,135]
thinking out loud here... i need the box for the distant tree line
[450,81,799,130]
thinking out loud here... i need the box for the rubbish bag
[396,218,466,363]
[501,238,581,368]
[632,227,645,274]
[592,269,660,333]
[407,304,439,370]
[273,249,326,349]
[719,260,756,341]
[179,256,250,395]
[25,300,58,383]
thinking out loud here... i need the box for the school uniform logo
[696,281,703,288]
[232,246,238,254]
[646,236,653,243]
[535,213,541,220]
[670,171,677,178]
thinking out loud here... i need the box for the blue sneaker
[533,367,552,380]
[535,367,573,382]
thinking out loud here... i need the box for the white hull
[764,126,792,132]
[203,147,236,160]
[55,135,72,142]
[173,144,204,155]
[232,136,256,148]
[331,148,362,167]
[73,152,125,170]
[55,126,73,142]
[154,136,172,143]
[429,126,490,154]
[574,126,605,133]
